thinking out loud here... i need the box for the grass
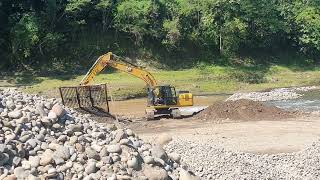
[2,65,320,100]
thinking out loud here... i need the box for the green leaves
[11,13,40,58]
[66,0,91,13]
[1,0,320,71]
[114,0,160,44]
[296,7,320,50]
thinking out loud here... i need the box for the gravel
[226,86,318,102]
[165,138,320,179]
[0,88,196,179]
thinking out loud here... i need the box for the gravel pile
[0,89,197,180]
[195,99,295,121]
[226,87,318,102]
[166,138,320,179]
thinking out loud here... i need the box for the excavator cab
[146,85,194,119]
[147,85,178,106]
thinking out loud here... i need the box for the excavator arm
[80,52,158,87]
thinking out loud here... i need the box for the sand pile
[196,99,295,121]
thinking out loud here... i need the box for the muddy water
[109,95,227,117]
[268,90,320,112]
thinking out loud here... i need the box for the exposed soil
[195,99,296,121]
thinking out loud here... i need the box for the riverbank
[1,65,320,99]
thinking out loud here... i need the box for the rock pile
[166,138,320,179]
[0,89,195,179]
[226,87,319,102]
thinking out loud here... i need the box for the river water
[268,90,320,112]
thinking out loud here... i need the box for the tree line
[0,0,319,72]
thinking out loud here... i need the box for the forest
[0,0,320,73]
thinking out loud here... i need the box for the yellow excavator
[78,52,194,119]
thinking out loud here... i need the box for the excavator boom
[80,52,158,87]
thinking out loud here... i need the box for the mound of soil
[196,99,296,121]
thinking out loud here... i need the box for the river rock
[6,100,15,109]
[68,124,83,133]
[8,110,22,119]
[143,165,168,180]
[40,149,53,166]
[85,162,97,174]
[14,167,28,179]
[127,157,139,170]
[113,129,127,143]
[107,144,122,153]
[29,156,40,168]
[169,153,181,163]
[144,156,154,164]
[86,147,100,160]
[54,146,70,160]
[151,145,168,161]
[51,104,65,117]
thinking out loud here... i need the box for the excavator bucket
[59,84,109,112]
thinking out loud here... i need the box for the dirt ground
[130,116,320,154]
[106,95,320,155]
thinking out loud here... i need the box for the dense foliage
[0,0,319,72]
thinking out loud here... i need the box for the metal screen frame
[59,84,109,112]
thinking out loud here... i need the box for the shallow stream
[268,90,320,112]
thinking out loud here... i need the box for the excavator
[60,52,205,119]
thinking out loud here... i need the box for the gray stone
[99,147,109,157]
[113,129,127,143]
[57,135,67,142]
[8,110,22,119]
[40,149,53,166]
[101,156,113,164]
[107,144,122,153]
[69,136,78,144]
[169,153,181,163]
[53,156,65,165]
[6,100,15,109]
[20,134,32,143]
[51,104,66,117]
[154,157,165,166]
[106,124,117,131]
[41,117,52,126]
[36,134,45,141]
[48,167,57,175]
[14,167,28,179]
[127,157,139,170]
[54,146,70,160]
[26,139,38,148]
[53,123,61,129]
[44,102,52,110]
[126,129,134,136]
[144,156,154,164]
[68,124,83,133]
[16,117,28,124]
[143,165,168,180]
[36,104,47,117]
[151,145,168,161]
[12,156,22,166]
[119,139,130,145]
[48,111,58,122]
[86,147,100,160]
[0,144,7,152]
[85,162,97,174]
[29,156,40,168]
